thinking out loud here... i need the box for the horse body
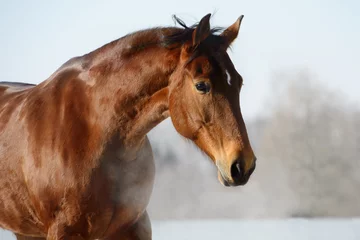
[0,73,156,239]
[0,31,165,238]
[0,14,256,239]
[0,32,168,238]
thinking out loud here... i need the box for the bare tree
[260,69,360,217]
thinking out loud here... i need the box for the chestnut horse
[0,14,256,240]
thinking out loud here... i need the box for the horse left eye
[195,82,210,94]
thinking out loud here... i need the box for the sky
[0,0,359,119]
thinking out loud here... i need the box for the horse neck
[87,38,180,149]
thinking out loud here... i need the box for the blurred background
[1,0,360,239]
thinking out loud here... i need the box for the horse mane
[163,15,224,47]
[119,15,225,59]
[55,16,226,73]
[163,15,226,65]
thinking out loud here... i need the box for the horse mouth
[217,169,253,187]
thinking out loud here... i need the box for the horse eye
[195,82,210,94]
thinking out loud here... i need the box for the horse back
[0,81,36,132]
[0,81,35,94]
[0,81,47,235]
[0,73,105,236]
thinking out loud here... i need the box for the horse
[0,13,256,240]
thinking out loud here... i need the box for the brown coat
[0,14,255,240]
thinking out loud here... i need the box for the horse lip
[218,168,250,187]
[233,172,252,186]
[222,179,230,187]
[217,166,231,187]
[219,174,231,187]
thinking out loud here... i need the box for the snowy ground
[1,219,360,240]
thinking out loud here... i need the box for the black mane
[162,15,226,64]
[163,15,225,48]
[58,15,227,71]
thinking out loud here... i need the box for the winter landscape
[1,0,359,239]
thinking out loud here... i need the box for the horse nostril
[236,162,241,174]
[231,161,244,181]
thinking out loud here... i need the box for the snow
[1,219,360,240]
[152,219,360,240]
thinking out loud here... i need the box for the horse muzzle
[217,158,256,187]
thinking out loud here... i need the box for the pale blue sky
[0,0,359,119]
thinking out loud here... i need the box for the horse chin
[217,170,231,187]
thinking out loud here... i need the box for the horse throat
[119,85,170,147]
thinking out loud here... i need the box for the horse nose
[230,160,244,183]
[230,157,256,185]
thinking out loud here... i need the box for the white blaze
[226,70,231,86]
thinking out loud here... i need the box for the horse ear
[221,15,244,48]
[192,13,211,47]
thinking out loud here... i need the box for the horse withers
[0,14,256,240]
